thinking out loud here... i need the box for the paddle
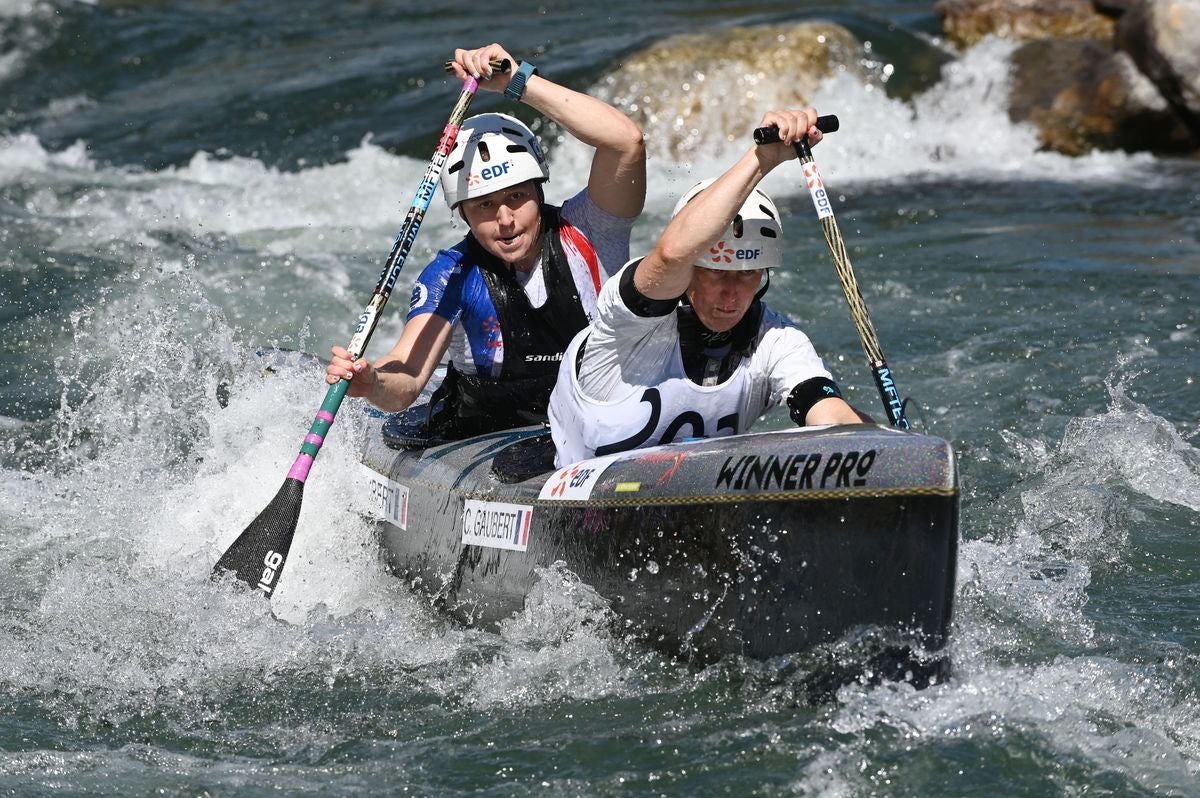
[754,117,911,429]
[212,61,509,595]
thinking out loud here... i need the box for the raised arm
[632,109,822,301]
[449,43,646,219]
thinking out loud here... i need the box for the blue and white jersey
[407,189,634,377]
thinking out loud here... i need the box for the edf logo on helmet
[467,160,514,188]
[708,240,762,264]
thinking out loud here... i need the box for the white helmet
[440,113,549,210]
[671,178,783,271]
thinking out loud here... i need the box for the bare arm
[632,109,822,301]
[325,313,455,412]
[450,43,646,219]
[806,396,874,425]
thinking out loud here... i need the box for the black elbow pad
[787,377,843,425]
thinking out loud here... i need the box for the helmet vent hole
[760,227,778,239]
[506,144,527,154]
[732,215,745,239]
[478,141,492,162]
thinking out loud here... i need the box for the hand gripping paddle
[212,61,510,595]
[754,116,911,428]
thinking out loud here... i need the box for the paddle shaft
[297,72,494,481]
[754,118,910,428]
[213,67,500,594]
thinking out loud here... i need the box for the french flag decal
[513,509,532,547]
[462,499,534,552]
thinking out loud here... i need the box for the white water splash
[0,258,659,734]
[1056,378,1200,513]
[811,655,1200,795]
[552,35,1164,225]
[855,364,1200,794]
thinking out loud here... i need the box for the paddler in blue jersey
[325,42,646,438]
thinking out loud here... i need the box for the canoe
[358,393,959,690]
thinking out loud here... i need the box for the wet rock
[596,22,869,158]
[935,0,1115,48]
[937,0,1199,155]
[1009,38,1195,154]
[1112,0,1200,142]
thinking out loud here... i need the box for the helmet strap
[755,269,771,301]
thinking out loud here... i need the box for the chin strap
[755,269,771,302]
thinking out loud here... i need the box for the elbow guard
[787,377,843,425]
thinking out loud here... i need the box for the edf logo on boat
[550,464,596,497]
[539,453,623,501]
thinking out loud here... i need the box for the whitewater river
[2,1,1198,795]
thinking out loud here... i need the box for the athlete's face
[686,267,763,333]
[460,180,543,272]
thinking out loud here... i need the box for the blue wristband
[504,61,537,102]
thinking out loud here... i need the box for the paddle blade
[211,477,304,597]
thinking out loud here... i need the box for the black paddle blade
[211,477,304,597]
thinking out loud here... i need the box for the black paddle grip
[753,115,839,144]
[443,58,512,74]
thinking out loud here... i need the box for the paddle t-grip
[443,58,512,74]
[753,115,839,144]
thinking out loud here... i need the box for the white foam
[561,35,1162,217]
[0,0,44,19]
[813,655,1200,794]
[0,260,644,720]
[0,133,461,265]
[1056,376,1200,512]
[0,32,1171,276]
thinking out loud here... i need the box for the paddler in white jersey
[548,108,871,467]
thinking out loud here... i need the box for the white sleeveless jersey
[549,261,835,467]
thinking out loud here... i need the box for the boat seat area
[381,404,448,451]
[491,433,556,484]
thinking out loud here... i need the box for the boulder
[1009,37,1196,154]
[935,0,1115,48]
[595,22,868,158]
[938,0,1200,154]
[1113,0,1200,142]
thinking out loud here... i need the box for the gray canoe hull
[360,418,959,669]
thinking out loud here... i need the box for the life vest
[428,206,599,438]
[676,296,764,386]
